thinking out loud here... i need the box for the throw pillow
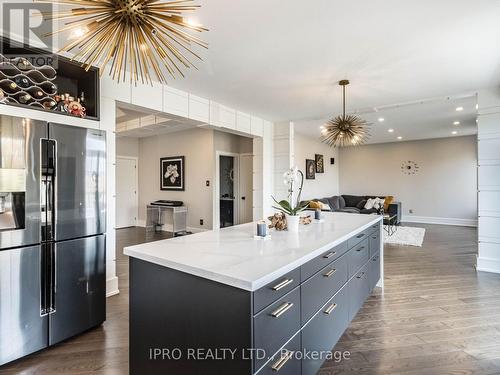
[364,198,375,210]
[308,201,321,209]
[328,196,341,211]
[373,197,384,210]
[384,196,394,211]
[319,201,330,211]
[338,195,346,209]
[356,199,367,209]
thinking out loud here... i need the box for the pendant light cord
[342,84,346,118]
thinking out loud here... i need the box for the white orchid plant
[272,167,308,216]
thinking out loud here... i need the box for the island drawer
[369,252,381,291]
[253,268,301,315]
[347,238,370,277]
[256,333,301,375]
[369,229,381,257]
[369,221,381,234]
[301,241,348,281]
[347,227,371,249]
[254,287,301,371]
[348,263,370,321]
[301,253,349,323]
[302,287,349,375]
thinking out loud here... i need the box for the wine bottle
[39,81,57,95]
[41,98,57,109]
[27,86,44,99]
[11,57,31,71]
[13,92,32,104]
[14,76,31,89]
[0,79,19,94]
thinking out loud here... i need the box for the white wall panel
[164,86,189,117]
[189,94,210,123]
[131,81,163,111]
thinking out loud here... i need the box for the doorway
[215,151,253,229]
[115,156,138,228]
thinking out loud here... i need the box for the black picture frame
[306,159,315,179]
[315,154,324,173]
[160,156,185,191]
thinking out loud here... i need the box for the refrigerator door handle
[49,242,56,314]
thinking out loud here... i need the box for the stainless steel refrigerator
[0,114,106,366]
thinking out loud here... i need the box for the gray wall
[294,134,340,200]
[138,128,215,229]
[135,129,253,230]
[339,136,477,224]
[116,137,139,158]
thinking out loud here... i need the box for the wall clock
[401,161,419,175]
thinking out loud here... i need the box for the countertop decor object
[321,80,371,147]
[36,0,208,84]
[268,212,287,231]
[272,167,308,232]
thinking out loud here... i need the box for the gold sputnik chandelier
[321,80,370,147]
[36,0,208,84]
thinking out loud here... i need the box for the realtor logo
[1,2,56,67]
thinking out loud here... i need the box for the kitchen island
[124,212,383,375]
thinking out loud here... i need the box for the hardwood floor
[322,224,500,375]
[1,224,500,374]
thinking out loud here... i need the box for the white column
[253,121,275,220]
[273,121,294,202]
[100,94,119,296]
[477,111,500,274]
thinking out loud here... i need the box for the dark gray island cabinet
[125,213,383,375]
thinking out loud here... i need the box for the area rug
[383,226,425,247]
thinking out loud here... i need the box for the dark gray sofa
[306,194,402,225]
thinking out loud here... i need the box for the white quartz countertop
[124,212,382,291]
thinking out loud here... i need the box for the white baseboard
[135,220,209,233]
[106,276,119,298]
[476,256,500,274]
[402,215,478,227]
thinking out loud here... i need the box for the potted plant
[272,167,308,232]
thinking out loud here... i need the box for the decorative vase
[286,214,300,232]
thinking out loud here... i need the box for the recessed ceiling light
[378,118,385,122]
[456,106,464,111]
[397,136,403,140]
[453,121,460,125]
[452,131,458,135]
[388,128,394,133]
[476,103,479,110]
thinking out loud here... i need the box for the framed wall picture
[306,159,315,179]
[160,156,185,191]
[315,154,324,173]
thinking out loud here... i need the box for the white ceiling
[28,0,500,141]
[161,0,500,124]
[294,94,478,144]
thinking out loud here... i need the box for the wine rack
[0,37,100,120]
[0,53,57,110]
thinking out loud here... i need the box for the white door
[239,154,253,224]
[116,157,138,228]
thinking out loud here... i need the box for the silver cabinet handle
[271,350,294,371]
[324,303,337,315]
[356,272,365,279]
[323,251,336,259]
[323,268,337,277]
[356,246,365,252]
[270,302,294,318]
[272,278,294,291]
[356,233,365,238]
